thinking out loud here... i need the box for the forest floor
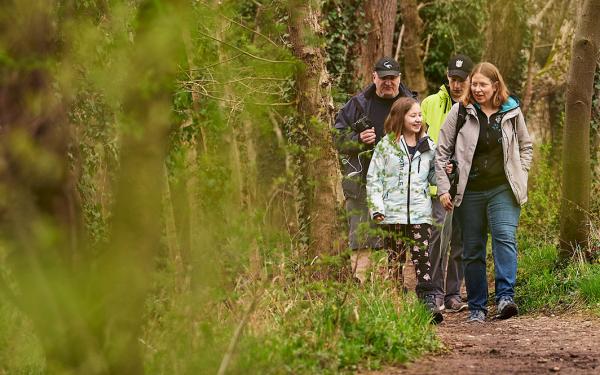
[366,308,600,375]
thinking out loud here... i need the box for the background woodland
[1,0,600,374]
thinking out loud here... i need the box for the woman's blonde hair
[384,97,424,140]
[461,62,509,108]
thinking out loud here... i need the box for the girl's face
[470,73,497,107]
[403,103,422,136]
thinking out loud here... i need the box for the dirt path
[369,310,600,374]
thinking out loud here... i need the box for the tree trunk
[399,0,428,99]
[356,0,398,86]
[483,0,527,89]
[527,14,576,145]
[0,0,87,371]
[559,0,600,258]
[288,0,342,260]
[522,0,557,117]
[0,1,190,372]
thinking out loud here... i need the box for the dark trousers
[382,223,433,297]
[429,197,464,305]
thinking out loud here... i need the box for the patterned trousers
[382,223,433,296]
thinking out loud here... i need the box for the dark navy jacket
[334,82,416,199]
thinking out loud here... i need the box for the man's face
[447,74,468,101]
[373,72,401,98]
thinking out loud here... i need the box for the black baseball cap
[374,57,400,77]
[447,54,474,80]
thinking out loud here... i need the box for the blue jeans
[455,184,520,313]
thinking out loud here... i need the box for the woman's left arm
[516,110,533,171]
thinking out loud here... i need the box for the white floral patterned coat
[366,134,436,225]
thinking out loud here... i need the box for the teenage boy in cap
[334,57,416,283]
[421,53,474,312]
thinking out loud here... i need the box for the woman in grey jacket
[435,62,533,323]
[367,97,443,324]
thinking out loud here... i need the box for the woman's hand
[439,193,454,211]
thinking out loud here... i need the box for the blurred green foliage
[0,0,599,374]
[419,0,485,92]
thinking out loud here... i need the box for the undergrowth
[516,241,600,315]
[516,144,600,316]
[234,279,441,374]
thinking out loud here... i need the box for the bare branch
[197,31,294,64]
[220,13,280,47]
[394,24,405,62]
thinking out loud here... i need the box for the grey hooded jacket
[434,99,533,207]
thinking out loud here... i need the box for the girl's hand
[439,193,453,211]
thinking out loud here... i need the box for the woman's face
[403,102,422,136]
[470,73,497,107]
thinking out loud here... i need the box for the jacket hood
[437,85,450,98]
[398,134,434,155]
[471,95,520,114]
[437,85,452,113]
[499,95,520,113]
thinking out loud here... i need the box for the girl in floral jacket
[367,97,443,323]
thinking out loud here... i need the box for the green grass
[516,240,600,315]
[234,280,441,374]
[0,301,45,374]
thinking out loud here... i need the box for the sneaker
[445,298,468,312]
[423,295,444,324]
[467,309,486,323]
[497,296,519,319]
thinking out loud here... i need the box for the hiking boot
[497,296,519,320]
[445,298,468,313]
[423,294,444,324]
[467,309,486,323]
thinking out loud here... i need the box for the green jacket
[421,85,454,143]
[421,85,453,194]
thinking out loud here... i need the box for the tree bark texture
[559,0,600,258]
[483,0,527,89]
[356,0,398,86]
[288,0,342,259]
[399,0,428,99]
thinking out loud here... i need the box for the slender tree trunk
[524,6,575,145]
[559,0,600,258]
[522,0,557,117]
[399,0,427,99]
[356,0,398,86]
[483,0,527,89]
[288,0,342,259]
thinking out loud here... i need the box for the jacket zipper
[401,140,412,225]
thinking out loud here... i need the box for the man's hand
[359,128,376,144]
[439,192,454,211]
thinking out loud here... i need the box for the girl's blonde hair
[384,97,424,141]
[461,62,509,108]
